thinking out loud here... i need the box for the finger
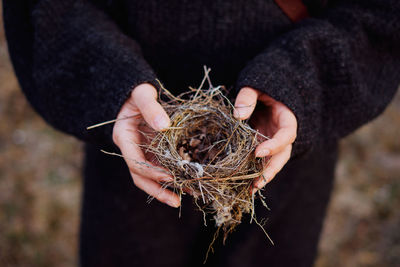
[255,126,296,157]
[252,145,292,194]
[115,124,173,182]
[255,107,297,157]
[132,83,171,131]
[234,87,260,120]
[131,173,181,208]
[182,187,199,198]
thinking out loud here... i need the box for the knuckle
[139,99,154,112]
[262,170,275,184]
[112,132,120,145]
[267,172,277,182]
[266,162,282,177]
[260,180,268,188]
[289,132,297,143]
[128,163,138,173]
[285,151,292,162]
[270,167,279,178]
[243,87,257,95]
[133,83,150,94]
[130,173,141,187]
[286,144,293,152]
[133,84,158,105]
[131,86,141,98]
[146,84,158,97]
[238,87,250,94]
[146,104,165,122]
[265,164,277,177]
[268,139,279,152]
[131,178,139,188]
[283,146,293,161]
[257,178,267,188]
[131,176,138,186]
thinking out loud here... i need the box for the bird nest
[141,69,271,240]
[89,68,272,244]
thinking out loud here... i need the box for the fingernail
[263,176,272,184]
[261,174,268,183]
[160,176,173,182]
[168,199,180,208]
[256,149,270,158]
[233,104,246,119]
[252,187,258,195]
[233,109,241,118]
[153,114,169,130]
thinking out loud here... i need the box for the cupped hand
[234,87,297,194]
[112,83,181,208]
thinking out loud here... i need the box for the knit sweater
[3,0,400,266]
[4,0,400,156]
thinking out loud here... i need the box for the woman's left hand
[234,87,298,194]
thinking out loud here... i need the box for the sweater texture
[3,0,400,266]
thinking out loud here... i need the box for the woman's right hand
[112,83,181,208]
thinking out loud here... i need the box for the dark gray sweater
[3,0,400,266]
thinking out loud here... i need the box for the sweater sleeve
[236,0,400,157]
[3,0,157,147]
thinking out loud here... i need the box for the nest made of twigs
[140,68,270,238]
[88,68,272,245]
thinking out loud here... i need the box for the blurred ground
[0,4,399,267]
[0,5,82,266]
[316,95,400,267]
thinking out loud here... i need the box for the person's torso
[98,0,329,91]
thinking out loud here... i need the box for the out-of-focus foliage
[0,2,399,266]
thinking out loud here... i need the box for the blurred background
[0,3,399,266]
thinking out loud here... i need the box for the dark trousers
[80,143,337,267]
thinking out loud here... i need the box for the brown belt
[274,0,309,22]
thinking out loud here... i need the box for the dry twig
[141,67,269,240]
[88,67,272,244]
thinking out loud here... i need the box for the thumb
[234,87,260,120]
[132,83,171,131]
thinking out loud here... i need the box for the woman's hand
[234,87,297,194]
[112,83,181,208]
